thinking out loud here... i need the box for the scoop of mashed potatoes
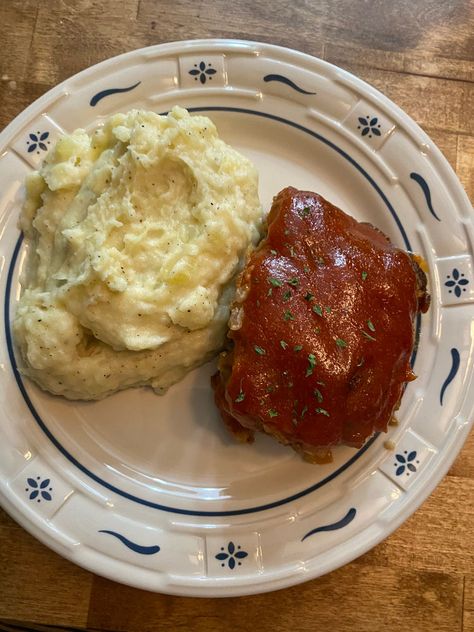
[14,106,263,399]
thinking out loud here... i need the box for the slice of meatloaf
[212,187,430,462]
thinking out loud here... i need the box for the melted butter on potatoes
[14,106,263,399]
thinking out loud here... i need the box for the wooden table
[0,1,473,631]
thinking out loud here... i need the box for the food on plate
[212,187,430,462]
[14,107,263,399]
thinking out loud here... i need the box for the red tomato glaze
[212,187,429,461]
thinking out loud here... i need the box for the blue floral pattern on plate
[25,476,53,502]
[26,131,50,154]
[394,451,420,477]
[189,61,216,84]
[357,116,381,138]
[215,542,248,569]
[445,268,469,298]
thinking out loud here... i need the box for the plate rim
[0,37,472,597]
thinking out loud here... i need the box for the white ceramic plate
[0,39,473,597]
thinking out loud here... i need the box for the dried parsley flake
[269,277,283,287]
[314,388,323,402]
[306,353,317,377]
[315,407,330,416]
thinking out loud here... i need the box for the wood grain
[0,0,472,630]
[0,1,39,85]
[0,621,86,632]
[457,134,474,202]
[465,575,474,632]
[86,566,464,632]
[0,509,92,627]
[351,476,474,575]
[449,429,474,479]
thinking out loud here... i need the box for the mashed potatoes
[14,107,262,399]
